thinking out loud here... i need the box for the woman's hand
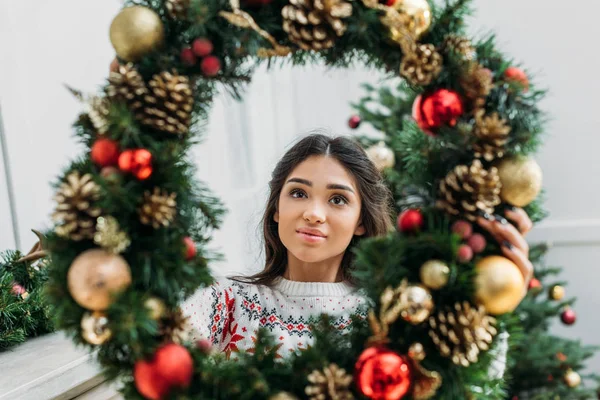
[477,207,534,289]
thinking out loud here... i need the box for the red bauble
[467,233,487,254]
[397,209,424,233]
[196,338,212,354]
[528,277,542,291]
[134,360,170,400]
[561,308,576,325]
[457,244,473,263]
[451,220,472,239]
[201,56,221,77]
[183,237,196,261]
[154,344,194,388]
[180,47,197,66]
[11,283,26,296]
[91,138,120,167]
[355,347,411,400]
[348,115,361,129]
[504,67,529,92]
[192,38,214,57]
[412,89,464,135]
[118,149,153,180]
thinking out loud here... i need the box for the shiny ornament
[145,297,167,320]
[390,0,431,39]
[183,237,196,260]
[201,56,221,77]
[94,216,131,254]
[504,67,529,92]
[457,244,473,263]
[400,284,434,324]
[134,359,170,400]
[154,343,193,387]
[196,338,213,354]
[419,260,450,290]
[496,156,543,207]
[365,141,396,171]
[549,285,565,301]
[192,38,213,57]
[348,115,361,129]
[564,369,581,388]
[109,6,165,62]
[474,255,525,315]
[100,166,122,186]
[180,47,196,66]
[467,233,486,253]
[355,347,411,399]
[67,249,132,311]
[118,149,153,180]
[305,363,354,400]
[412,89,464,135]
[528,277,542,292]
[397,209,424,233]
[560,308,576,325]
[81,311,112,345]
[91,138,120,167]
[451,220,472,239]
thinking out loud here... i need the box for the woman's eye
[290,189,306,198]
[330,195,348,206]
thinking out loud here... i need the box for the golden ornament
[305,363,354,400]
[109,6,165,62]
[400,284,434,324]
[144,297,167,320]
[474,255,525,315]
[400,43,443,86]
[365,141,396,171]
[94,216,131,254]
[270,393,299,400]
[564,369,581,388]
[496,156,543,207]
[472,109,511,162]
[549,285,565,301]
[81,311,112,345]
[419,260,450,290]
[429,302,497,367]
[67,249,132,311]
[390,0,431,39]
[139,187,177,229]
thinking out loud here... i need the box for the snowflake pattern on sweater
[183,277,369,360]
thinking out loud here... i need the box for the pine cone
[52,172,102,241]
[436,159,501,221]
[460,63,494,104]
[305,364,354,400]
[472,109,511,161]
[87,96,111,134]
[107,63,148,113]
[160,308,194,344]
[441,34,476,61]
[142,71,193,135]
[282,0,353,51]
[428,302,497,367]
[400,43,443,86]
[139,187,177,229]
[166,0,190,19]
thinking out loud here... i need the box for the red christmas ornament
[134,359,170,400]
[451,220,472,239]
[196,338,212,354]
[528,277,542,291]
[561,308,576,325]
[397,209,424,233]
[412,89,464,135]
[354,347,411,400]
[457,244,473,263]
[118,149,153,180]
[11,283,26,296]
[504,67,529,92]
[154,344,194,388]
[91,138,120,167]
[201,56,221,77]
[467,233,487,253]
[348,115,362,129]
[183,237,196,261]
[180,47,197,66]
[192,38,214,57]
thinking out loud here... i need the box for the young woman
[184,134,533,360]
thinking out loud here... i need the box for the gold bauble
[549,285,565,301]
[81,311,112,345]
[564,369,581,388]
[67,249,132,311]
[109,6,165,62]
[144,297,167,320]
[400,284,434,324]
[420,260,450,290]
[496,156,543,207]
[365,141,396,171]
[474,255,525,315]
[390,0,432,39]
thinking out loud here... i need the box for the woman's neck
[282,251,345,282]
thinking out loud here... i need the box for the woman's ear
[354,223,365,236]
[274,211,279,223]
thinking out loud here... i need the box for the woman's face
[274,155,365,263]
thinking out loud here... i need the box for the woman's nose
[303,201,326,224]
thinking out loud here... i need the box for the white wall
[1,0,598,373]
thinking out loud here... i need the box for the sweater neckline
[272,277,356,297]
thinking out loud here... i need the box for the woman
[184,134,533,360]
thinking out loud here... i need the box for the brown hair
[231,134,393,286]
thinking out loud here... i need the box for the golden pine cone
[472,109,511,161]
[428,302,497,367]
[166,0,190,19]
[142,71,194,135]
[442,34,476,61]
[107,63,148,113]
[160,307,194,344]
[436,159,501,221]
[460,63,494,103]
[305,363,354,400]
[400,43,443,86]
[139,187,177,229]
[52,172,102,241]
[282,0,353,51]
